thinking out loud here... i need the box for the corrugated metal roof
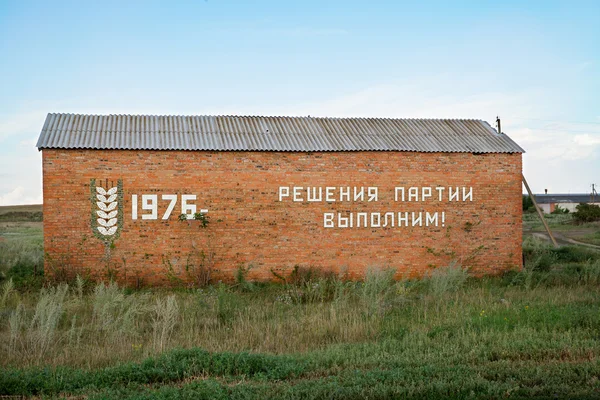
[532,194,597,204]
[36,113,525,153]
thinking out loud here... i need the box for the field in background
[0,205,43,286]
[0,205,599,398]
[0,204,43,223]
[523,212,600,247]
[0,204,42,215]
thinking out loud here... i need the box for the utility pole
[522,174,558,248]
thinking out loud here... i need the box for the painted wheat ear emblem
[95,185,119,236]
[90,179,123,258]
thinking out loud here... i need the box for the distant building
[533,194,600,213]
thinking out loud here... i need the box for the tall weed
[215,284,242,325]
[152,295,179,351]
[427,261,469,297]
[360,267,398,316]
[8,284,68,364]
[278,266,340,304]
[1,278,15,308]
[91,282,149,341]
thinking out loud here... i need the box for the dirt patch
[531,232,600,250]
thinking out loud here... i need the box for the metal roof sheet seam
[36,113,525,153]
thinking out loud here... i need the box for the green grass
[522,212,576,231]
[0,204,43,222]
[0,204,42,215]
[0,222,43,285]
[580,231,600,246]
[1,250,599,398]
[3,337,599,399]
[0,213,599,398]
[0,222,43,243]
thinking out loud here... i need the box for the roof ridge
[47,112,482,122]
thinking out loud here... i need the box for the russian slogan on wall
[278,186,473,228]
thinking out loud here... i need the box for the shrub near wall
[573,204,600,223]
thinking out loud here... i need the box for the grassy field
[581,231,600,246]
[0,204,43,223]
[0,206,599,398]
[523,211,600,247]
[0,203,43,284]
[0,204,42,215]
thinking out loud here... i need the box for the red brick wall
[42,149,523,285]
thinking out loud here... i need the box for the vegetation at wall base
[1,206,599,398]
[0,238,599,398]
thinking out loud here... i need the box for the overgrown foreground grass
[0,221,43,286]
[1,239,600,398]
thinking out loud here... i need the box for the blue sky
[1,0,599,204]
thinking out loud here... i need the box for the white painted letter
[426,212,438,227]
[371,212,381,227]
[354,187,365,202]
[449,187,459,202]
[436,187,445,201]
[338,213,350,228]
[293,187,304,202]
[142,194,158,220]
[398,212,409,227]
[408,187,419,201]
[368,187,378,202]
[307,187,323,202]
[422,187,432,202]
[340,186,350,202]
[383,212,395,227]
[324,212,335,228]
[462,187,473,201]
[181,194,197,219]
[395,187,405,202]
[162,194,177,220]
[131,194,138,220]
[411,211,423,227]
[357,212,368,227]
[279,187,290,201]
[326,187,336,202]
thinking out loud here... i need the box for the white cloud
[0,186,42,206]
[281,83,599,193]
[0,143,42,206]
[509,123,600,162]
[574,134,600,146]
[1,80,597,203]
[276,81,545,121]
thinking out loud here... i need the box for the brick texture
[42,149,523,285]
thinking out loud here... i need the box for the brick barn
[36,113,525,285]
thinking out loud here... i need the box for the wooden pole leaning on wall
[522,173,559,248]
